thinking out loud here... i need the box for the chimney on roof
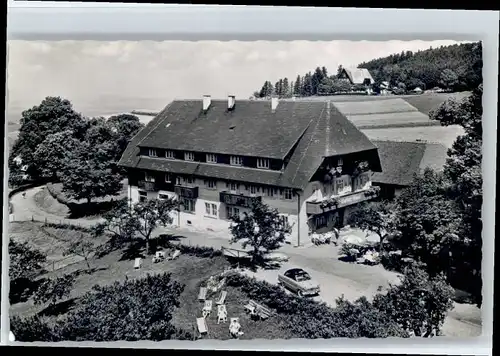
[227,95,236,111]
[203,95,211,111]
[271,97,279,112]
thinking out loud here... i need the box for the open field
[334,98,418,116]
[9,221,107,271]
[350,111,434,128]
[362,125,465,148]
[403,91,471,114]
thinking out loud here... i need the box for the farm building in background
[338,67,375,86]
[371,140,448,199]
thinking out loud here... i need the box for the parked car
[277,268,320,297]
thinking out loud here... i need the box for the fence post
[31,215,34,222]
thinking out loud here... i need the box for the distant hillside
[358,42,482,92]
[252,42,482,99]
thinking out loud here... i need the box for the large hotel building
[118,96,383,245]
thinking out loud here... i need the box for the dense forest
[253,42,482,98]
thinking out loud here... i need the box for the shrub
[10,315,59,342]
[41,222,94,233]
[34,274,76,307]
[56,272,192,341]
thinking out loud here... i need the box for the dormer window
[184,152,195,161]
[230,155,243,166]
[149,148,157,157]
[257,158,270,169]
[166,150,175,159]
[206,154,217,163]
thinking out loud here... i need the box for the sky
[7,39,467,119]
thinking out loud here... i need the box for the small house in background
[371,140,448,199]
[338,67,375,86]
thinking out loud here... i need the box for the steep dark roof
[372,140,448,186]
[119,99,378,190]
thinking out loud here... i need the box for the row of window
[143,172,294,200]
[141,191,289,225]
[148,148,271,169]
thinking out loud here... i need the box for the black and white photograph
[3,27,490,345]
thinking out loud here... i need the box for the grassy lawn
[9,221,107,268]
[403,92,471,114]
[9,228,295,340]
[33,187,71,217]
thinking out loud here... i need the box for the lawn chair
[196,317,208,336]
[202,300,213,318]
[198,286,207,301]
[217,304,227,324]
[171,249,181,260]
[133,257,142,269]
[215,290,227,305]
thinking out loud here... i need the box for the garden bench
[244,300,272,320]
[133,257,142,269]
[196,317,208,335]
[215,290,227,305]
[202,300,213,318]
[198,287,207,301]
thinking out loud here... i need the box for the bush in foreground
[12,273,193,342]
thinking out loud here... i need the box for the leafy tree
[33,274,76,307]
[107,113,143,157]
[129,198,178,253]
[439,69,459,91]
[333,296,408,338]
[93,198,138,243]
[430,84,483,306]
[58,140,123,205]
[229,200,288,264]
[32,130,81,180]
[9,97,88,181]
[346,201,395,252]
[9,240,47,282]
[63,238,97,272]
[373,266,454,337]
[56,273,191,341]
[393,169,461,275]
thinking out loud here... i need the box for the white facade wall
[129,176,300,243]
[128,171,373,246]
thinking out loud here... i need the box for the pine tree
[282,78,290,98]
[294,75,301,96]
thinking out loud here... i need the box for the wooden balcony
[219,191,262,208]
[174,185,199,199]
[138,180,158,192]
[306,187,380,215]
